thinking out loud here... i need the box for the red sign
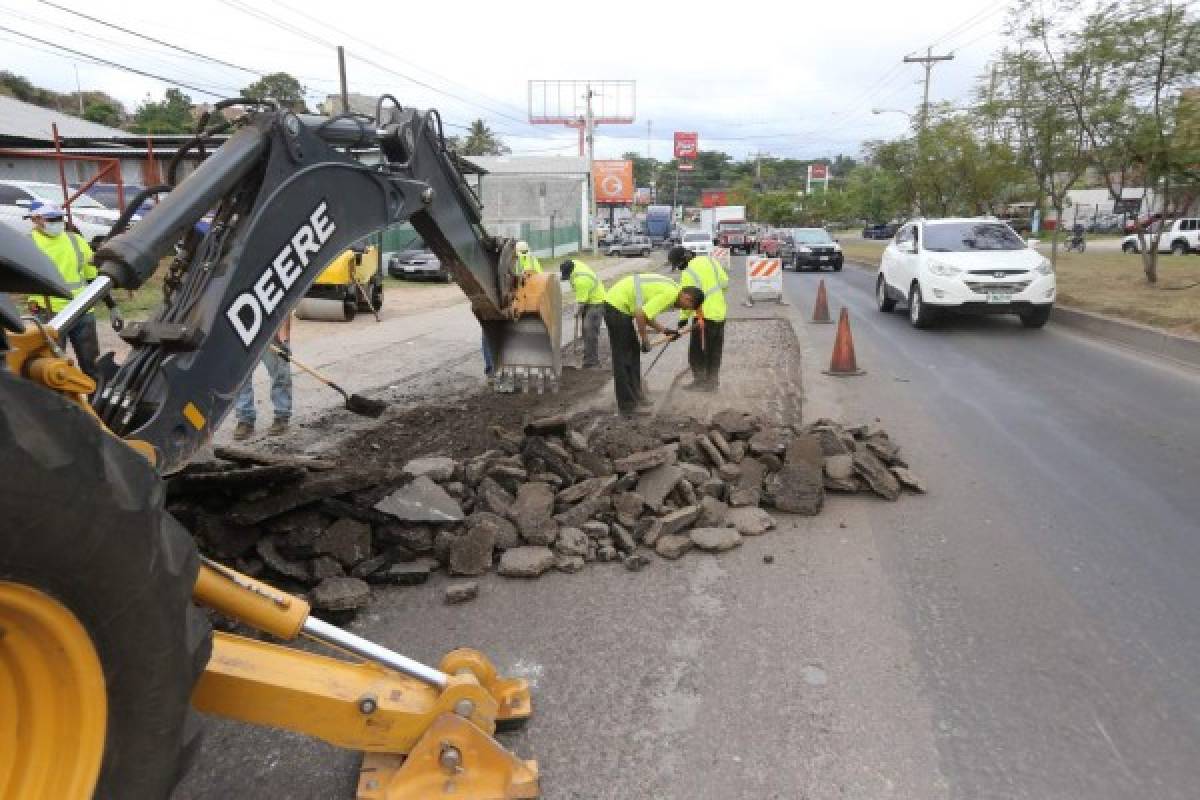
[679,163,694,172]
[701,190,728,208]
[674,132,698,160]
[809,163,829,180]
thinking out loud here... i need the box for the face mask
[43,221,65,236]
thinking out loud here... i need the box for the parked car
[876,217,1055,329]
[788,228,843,271]
[862,222,898,240]
[1121,218,1200,254]
[387,245,452,282]
[606,235,651,257]
[679,229,714,258]
[79,182,156,216]
[0,179,128,242]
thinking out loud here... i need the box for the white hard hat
[28,202,65,220]
[515,240,529,254]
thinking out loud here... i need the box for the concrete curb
[1049,306,1200,370]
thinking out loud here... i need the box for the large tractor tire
[0,371,211,799]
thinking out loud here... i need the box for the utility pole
[73,64,84,115]
[903,47,953,213]
[585,83,596,254]
[903,47,955,135]
[336,45,350,115]
[647,119,652,159]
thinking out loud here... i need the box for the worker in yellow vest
[668,245,730,391]
[25,203,100,379]
[559,258,605,368]
[515,240,542,273]
[603,273,704,417]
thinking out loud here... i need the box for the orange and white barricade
[711,246,731,270]
[745,256,784,303]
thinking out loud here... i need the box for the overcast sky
[2,0,1013,163]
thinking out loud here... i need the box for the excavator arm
[49,102,558,474]
[5,100,547,798]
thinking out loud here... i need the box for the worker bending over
[560,258,605,368]
[668,245,729,391]
[603,273,704,418]
[24,203,100,379]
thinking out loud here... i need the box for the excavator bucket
[484,272,562,393]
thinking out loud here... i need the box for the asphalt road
[174,254,1200,799]
[787,260,1200,799]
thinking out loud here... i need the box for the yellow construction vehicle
[0,97,560,799]
[296,239,385,321]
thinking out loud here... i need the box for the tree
[242,72,307,113]
[845,164,905,223]
[458,119,510,156]
[83,101,122,127]
[128,88,194,134]
[1027,0,1199,282]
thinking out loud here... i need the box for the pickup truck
[1121,218,1200,255]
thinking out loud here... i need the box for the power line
[36,0,265,76]
[0,23,226,98]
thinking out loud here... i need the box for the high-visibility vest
[605,273,679,318]
[568,260,605,305]
[679,255,729,322]
[517,251,542,274]
[28,230,96,313]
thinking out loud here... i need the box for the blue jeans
[235,345,292,423]
[482,334,494,375]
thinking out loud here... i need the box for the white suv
[1120,218,1200,255]
[0,180,125,243]
[876,217,1056,329]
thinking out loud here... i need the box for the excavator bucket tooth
[484,273,562,393]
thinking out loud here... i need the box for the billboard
[674,131,698,160]
[701,189,729,208]
[808,163,829,180]
[593,160,634,204]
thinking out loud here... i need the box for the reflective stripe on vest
[64,233,87,290]
[683,258,728,297]
[633,274,675,309]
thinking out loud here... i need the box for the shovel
[269,344,387,418]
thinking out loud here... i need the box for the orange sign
[593,160,634,204]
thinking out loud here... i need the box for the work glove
[677,319,688,330]
[663,329,680,342]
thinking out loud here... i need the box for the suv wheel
[1020,305,1052,328]
[1122,241,1138,253]
[1171,240,1189,256]
[876,275,896,312]
[908,283,936,329]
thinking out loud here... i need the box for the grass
[839,240,1200,337]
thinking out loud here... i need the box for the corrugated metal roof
[0,95,129,142]
[469,155,587,176]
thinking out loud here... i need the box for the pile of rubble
[171,413,922,615]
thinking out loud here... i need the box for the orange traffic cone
[823,307,865,376]
[811,279,833,324]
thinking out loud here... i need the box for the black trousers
[688,318,726,387]
[604,303,642,414]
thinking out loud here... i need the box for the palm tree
[460,119,510,156]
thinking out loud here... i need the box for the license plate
[986,292,1011,304]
